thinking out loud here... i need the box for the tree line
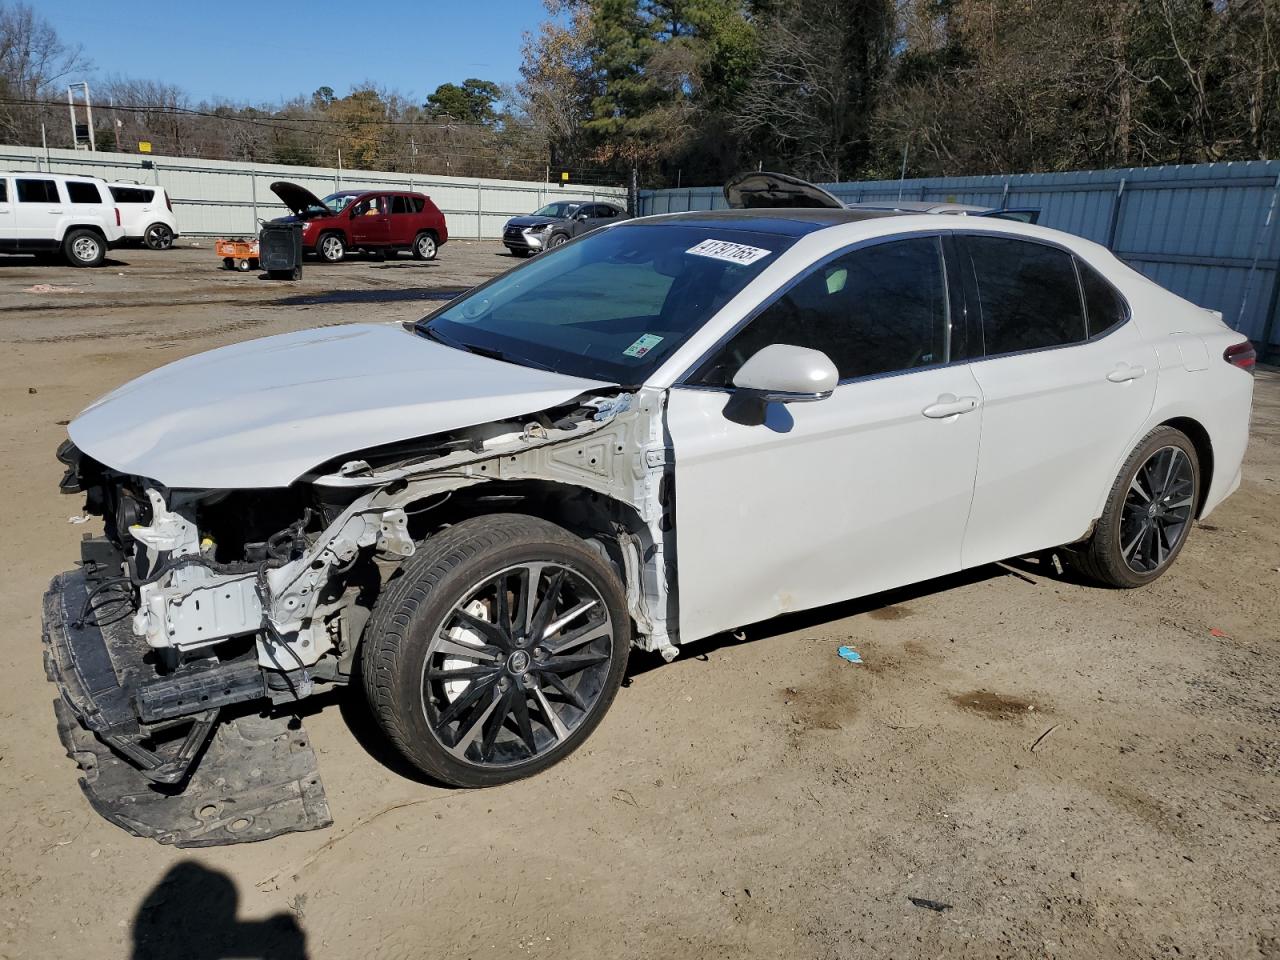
[2,0,1277,189]
[522,0,1280,184]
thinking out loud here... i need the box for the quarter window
[0,180,6,202]
[693,236,950,386]
[1077,258,1128,338]
[16,179,59,203]
[966,236,1085,354]
[66,181,103,204]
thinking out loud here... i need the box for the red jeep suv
[270,181,449,262]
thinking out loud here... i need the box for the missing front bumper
[43,566,332,847]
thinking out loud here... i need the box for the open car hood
[724,171,844,210]
[269,181,330,218]
[69,323,609,489]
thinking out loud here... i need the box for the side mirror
[731,343,838,402]
[573,211,590,221]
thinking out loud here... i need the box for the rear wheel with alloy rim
[318,232,345,262]
[144,223,174,250]
[362,514,630,787]
[412,232,438,260]
[1072,426,1200,588]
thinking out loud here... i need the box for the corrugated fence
[0,144,625,241]
[640,162,1280,350]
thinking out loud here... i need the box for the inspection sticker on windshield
[623,334,664,358]
[686,238,772,265]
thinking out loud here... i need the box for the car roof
[846,200,990,214]
[2,171,106,181]
[636,208,906,237]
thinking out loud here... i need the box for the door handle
[922,394,979,418]
[48,208,63,213]
[1107,363,1147,383]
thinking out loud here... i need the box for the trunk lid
[724,171,845,210]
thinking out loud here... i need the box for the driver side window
[691,236,950,387]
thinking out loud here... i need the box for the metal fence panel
[0,144,625,241]
[639,162,1280,348]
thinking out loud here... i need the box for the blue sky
[38,1,550,105]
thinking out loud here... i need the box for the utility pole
[67,82,95,151]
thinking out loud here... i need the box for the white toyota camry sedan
[46,208,1254,842]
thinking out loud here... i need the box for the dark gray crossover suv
[502,199,627,256]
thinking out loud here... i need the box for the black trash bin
[259,220,303,281]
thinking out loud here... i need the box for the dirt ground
[0,244,1277,960]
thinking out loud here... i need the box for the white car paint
[650,214,1252,645]
[108,182,179,246]
[667,364,984,643]
[69,323,610,489]
[0,172,124,251]
[67,212,1253,657]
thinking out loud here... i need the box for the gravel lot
[0,244,1277,959]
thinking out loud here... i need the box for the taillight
[114,207,121,226]
[164,190,172,212]
[1224,339,1256,372]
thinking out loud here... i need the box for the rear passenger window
[0,180,6,202]
[1077,258,1129,337]
[66,181,103,204]
[16,179,59,203]
[966,236,1085,354]
[694,236,950,385]
[391,195,411,215]
[109,186,153,203]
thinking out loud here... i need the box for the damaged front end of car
[44,386,673,846]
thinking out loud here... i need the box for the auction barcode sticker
[686,238,772,265]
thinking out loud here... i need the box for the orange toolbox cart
[216,237,260,272]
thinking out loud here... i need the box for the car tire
[63,229,105,267]
[361,513,631,788]
[317,232,346,263]
[544,232,569,251]
[412,231,438,261]
[143,223,174,250]
[1071,426,1200,588]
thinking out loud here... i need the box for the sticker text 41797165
[686,238,772,266]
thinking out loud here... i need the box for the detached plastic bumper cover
[43,568,332,847]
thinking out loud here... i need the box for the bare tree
[0,1,90,142]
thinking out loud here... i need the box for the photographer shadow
[131,860,307,960]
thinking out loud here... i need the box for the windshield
[531,201,582,218]
[319,192,358,215]
[417,223,794,383]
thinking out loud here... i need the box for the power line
[0,95,549,134]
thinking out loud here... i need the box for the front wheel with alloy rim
[412,232,438,260]
[63,228,105,267]
[362,514,631,787]
[1072,426,1200,588]
[144,223,174,250]
[543,232,568,251]
[317,232,346,262]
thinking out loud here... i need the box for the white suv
[108,182,179,250]
[0,172,125,266]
